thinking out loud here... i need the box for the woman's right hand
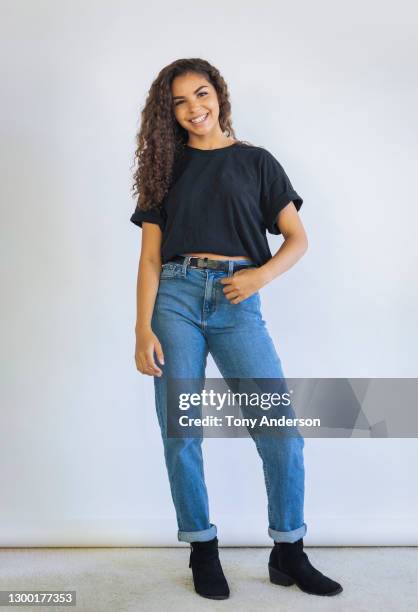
[135,326,165,377]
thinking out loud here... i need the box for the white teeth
[191,113,208,124]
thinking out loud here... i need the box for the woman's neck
[187,132,235,151]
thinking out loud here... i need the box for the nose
[188,102,204,114]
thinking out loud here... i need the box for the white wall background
[1,0,417,546]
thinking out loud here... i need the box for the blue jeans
[151,255,307,544]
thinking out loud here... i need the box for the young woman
[131,58,343,600]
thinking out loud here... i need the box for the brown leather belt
[171,255,256,273]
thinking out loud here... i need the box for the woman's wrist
[135,321,152,334]
[257,265,276,287]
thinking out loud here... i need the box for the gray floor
[0,546,417,611]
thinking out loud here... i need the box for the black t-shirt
[130,141,303,267]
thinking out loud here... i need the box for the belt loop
[228,260,234,277]
[182,255,190,277]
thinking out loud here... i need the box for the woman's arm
[220,201,308,303]
[134,223,165,376]
[135,223,162,331]
[258,201,308,285]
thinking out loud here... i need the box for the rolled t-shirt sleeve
[260,151,304,235]
[130,203,165,231]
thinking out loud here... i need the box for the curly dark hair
[131,58,248,213]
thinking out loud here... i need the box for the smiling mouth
[190,112,209,124]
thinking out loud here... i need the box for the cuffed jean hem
[177,523,217,543]
[268,522,307,543]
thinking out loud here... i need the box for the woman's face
[171,72,220,138]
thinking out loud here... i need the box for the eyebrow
[172,85,209,101]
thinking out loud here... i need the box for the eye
[174,90,208,106]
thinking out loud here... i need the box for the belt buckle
[192,257,220,270]
[196,257,216,269]
[196,257,207,269]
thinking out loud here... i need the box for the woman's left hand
[219,268,267,304]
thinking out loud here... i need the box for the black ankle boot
[189,536,230,600]
[268,538,343,596]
